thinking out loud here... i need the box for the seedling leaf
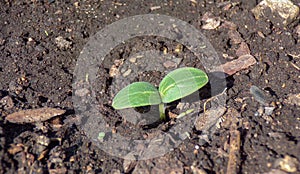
[112,82,161,109]
[159,67,208,103]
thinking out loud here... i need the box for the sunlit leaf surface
[159,67,208,103]
[112,82,161,109]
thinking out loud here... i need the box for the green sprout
[112,67,209,120]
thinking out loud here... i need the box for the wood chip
[221,20,237,30]
[5,107,66,124]
[228,30,244,45]
[220,54,257,76]
[236,42,250,57]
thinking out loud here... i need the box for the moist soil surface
[1,0,300,174]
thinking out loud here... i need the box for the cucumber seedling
[112,67,209,120]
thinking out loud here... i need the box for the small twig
[287,53,300,58]
[226,108,241,174]
[290,62,300,71]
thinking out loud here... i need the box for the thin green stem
[159,103,166,120]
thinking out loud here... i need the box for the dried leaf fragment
[5,107,66,124]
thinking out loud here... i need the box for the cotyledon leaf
[159,67,209,103]
[112,82,162,109]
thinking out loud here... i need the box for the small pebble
[202,12,221,30]
[114,59,124,66]
[255,106,264,117]
[55,36,72,50]
[251,0,299,26]
[250,85,267,105]
[264,106,275,115]
[109,65,120,77]
[202,18,221,30]
[174,44,183,53]
[163,60,177,68]
[274,155,299,173]
[112,128,117,134]
[163,46,168,54]
[37,135,50,146]
[129,57,137,63]
[122,69,132,77]
[0,96,14,109]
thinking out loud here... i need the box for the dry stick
[226,108,241,174]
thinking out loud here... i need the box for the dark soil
[1,0,299,174]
